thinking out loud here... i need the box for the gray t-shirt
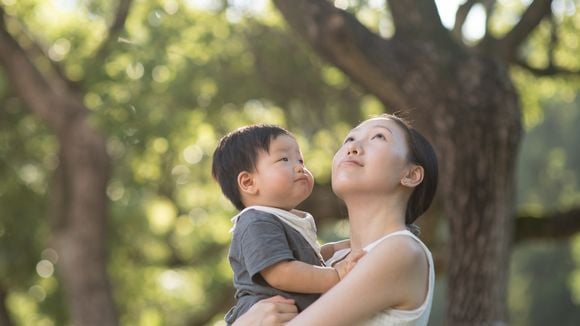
[225,209,323,324]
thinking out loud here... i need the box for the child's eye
[280,157,289,162]
[372,133,385,140]
[298,159,304,165]
[343,136,354,144]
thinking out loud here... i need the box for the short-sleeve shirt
[225,209,323,324]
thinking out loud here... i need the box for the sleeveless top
[326,230,435,325]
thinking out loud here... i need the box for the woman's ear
[238,171,258,195]
[401,165,424,188]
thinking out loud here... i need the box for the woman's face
[332,117,411,198]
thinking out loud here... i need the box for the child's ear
[401,165,424,188]
[238,171,258,195]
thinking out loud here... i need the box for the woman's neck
[344,193,408,251]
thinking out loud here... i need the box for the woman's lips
[340,159,363,167]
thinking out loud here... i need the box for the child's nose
[295,164,304,173]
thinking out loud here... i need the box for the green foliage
[509,5,580,320]
[516,94,580,212]
[509,240,580,326]
[0,97,67,324]
[1,0,579,324]
[0,0,368,323]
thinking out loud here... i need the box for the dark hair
[211,124,292,211]
[384,114,438,231]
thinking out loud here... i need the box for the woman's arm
[287,236,429,326]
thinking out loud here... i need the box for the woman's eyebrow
[372,125,393,135]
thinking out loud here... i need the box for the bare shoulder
[361,234,429,309]
[369,234,427,265]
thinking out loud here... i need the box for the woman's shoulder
[368,233,426,266]
[365,230,428,255]
[363,231,430,289]
[361,231,431,310]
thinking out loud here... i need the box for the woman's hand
[233,296,298,326]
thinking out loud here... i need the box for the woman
[235,114,438,325]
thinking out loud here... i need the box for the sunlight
[183,145,203,165]
[36,260,54,278]
[159,270,184,291]
[28,286,47,302]
[41,249,59,264]
[146,198,177,234]
[435,0,487,40]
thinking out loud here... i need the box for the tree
[1,0,578,324]
[0,1,361,323]
[272,0,579,324]
[0,0,135,324]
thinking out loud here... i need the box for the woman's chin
[332,181,359,199]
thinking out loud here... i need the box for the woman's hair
[383,114,438,231]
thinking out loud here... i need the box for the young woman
[234,114,438,326]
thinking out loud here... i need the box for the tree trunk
[0,286,13,326]
[273,1,522,324]
[366,42,522,324]
[0,13,118,326]
[49,113,118,326]
[432,56,521,324]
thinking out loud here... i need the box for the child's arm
[260,260,340,294]
[260,248,365,294]
[320,239,350,261]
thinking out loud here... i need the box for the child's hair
[212,124,293,211]
[382,114,439,230]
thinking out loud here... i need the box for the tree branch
[272,0,415,110]
[0,9,80,131]
[93,0,134,66]
[515,207,580,243]
[452,0,479,41]
[388,0,450,41]
[513,59,580,77]
[497,0,553,61]
[547,11,558,68]
[302,183,580,244]
[4,15,77,92]
[483,0,497,34]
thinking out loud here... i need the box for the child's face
[250,135,314,210]
[331,117,411,198]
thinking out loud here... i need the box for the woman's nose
[347,142,361,155]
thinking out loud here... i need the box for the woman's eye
[298,159,304,165]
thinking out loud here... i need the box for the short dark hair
[386,114,438,226]
[211,124,292,211]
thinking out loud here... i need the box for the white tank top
[326,230,435,325]
[363,230,435,326]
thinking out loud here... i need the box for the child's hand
[334,249,366,280]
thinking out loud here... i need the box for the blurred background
[0,0,579,325]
